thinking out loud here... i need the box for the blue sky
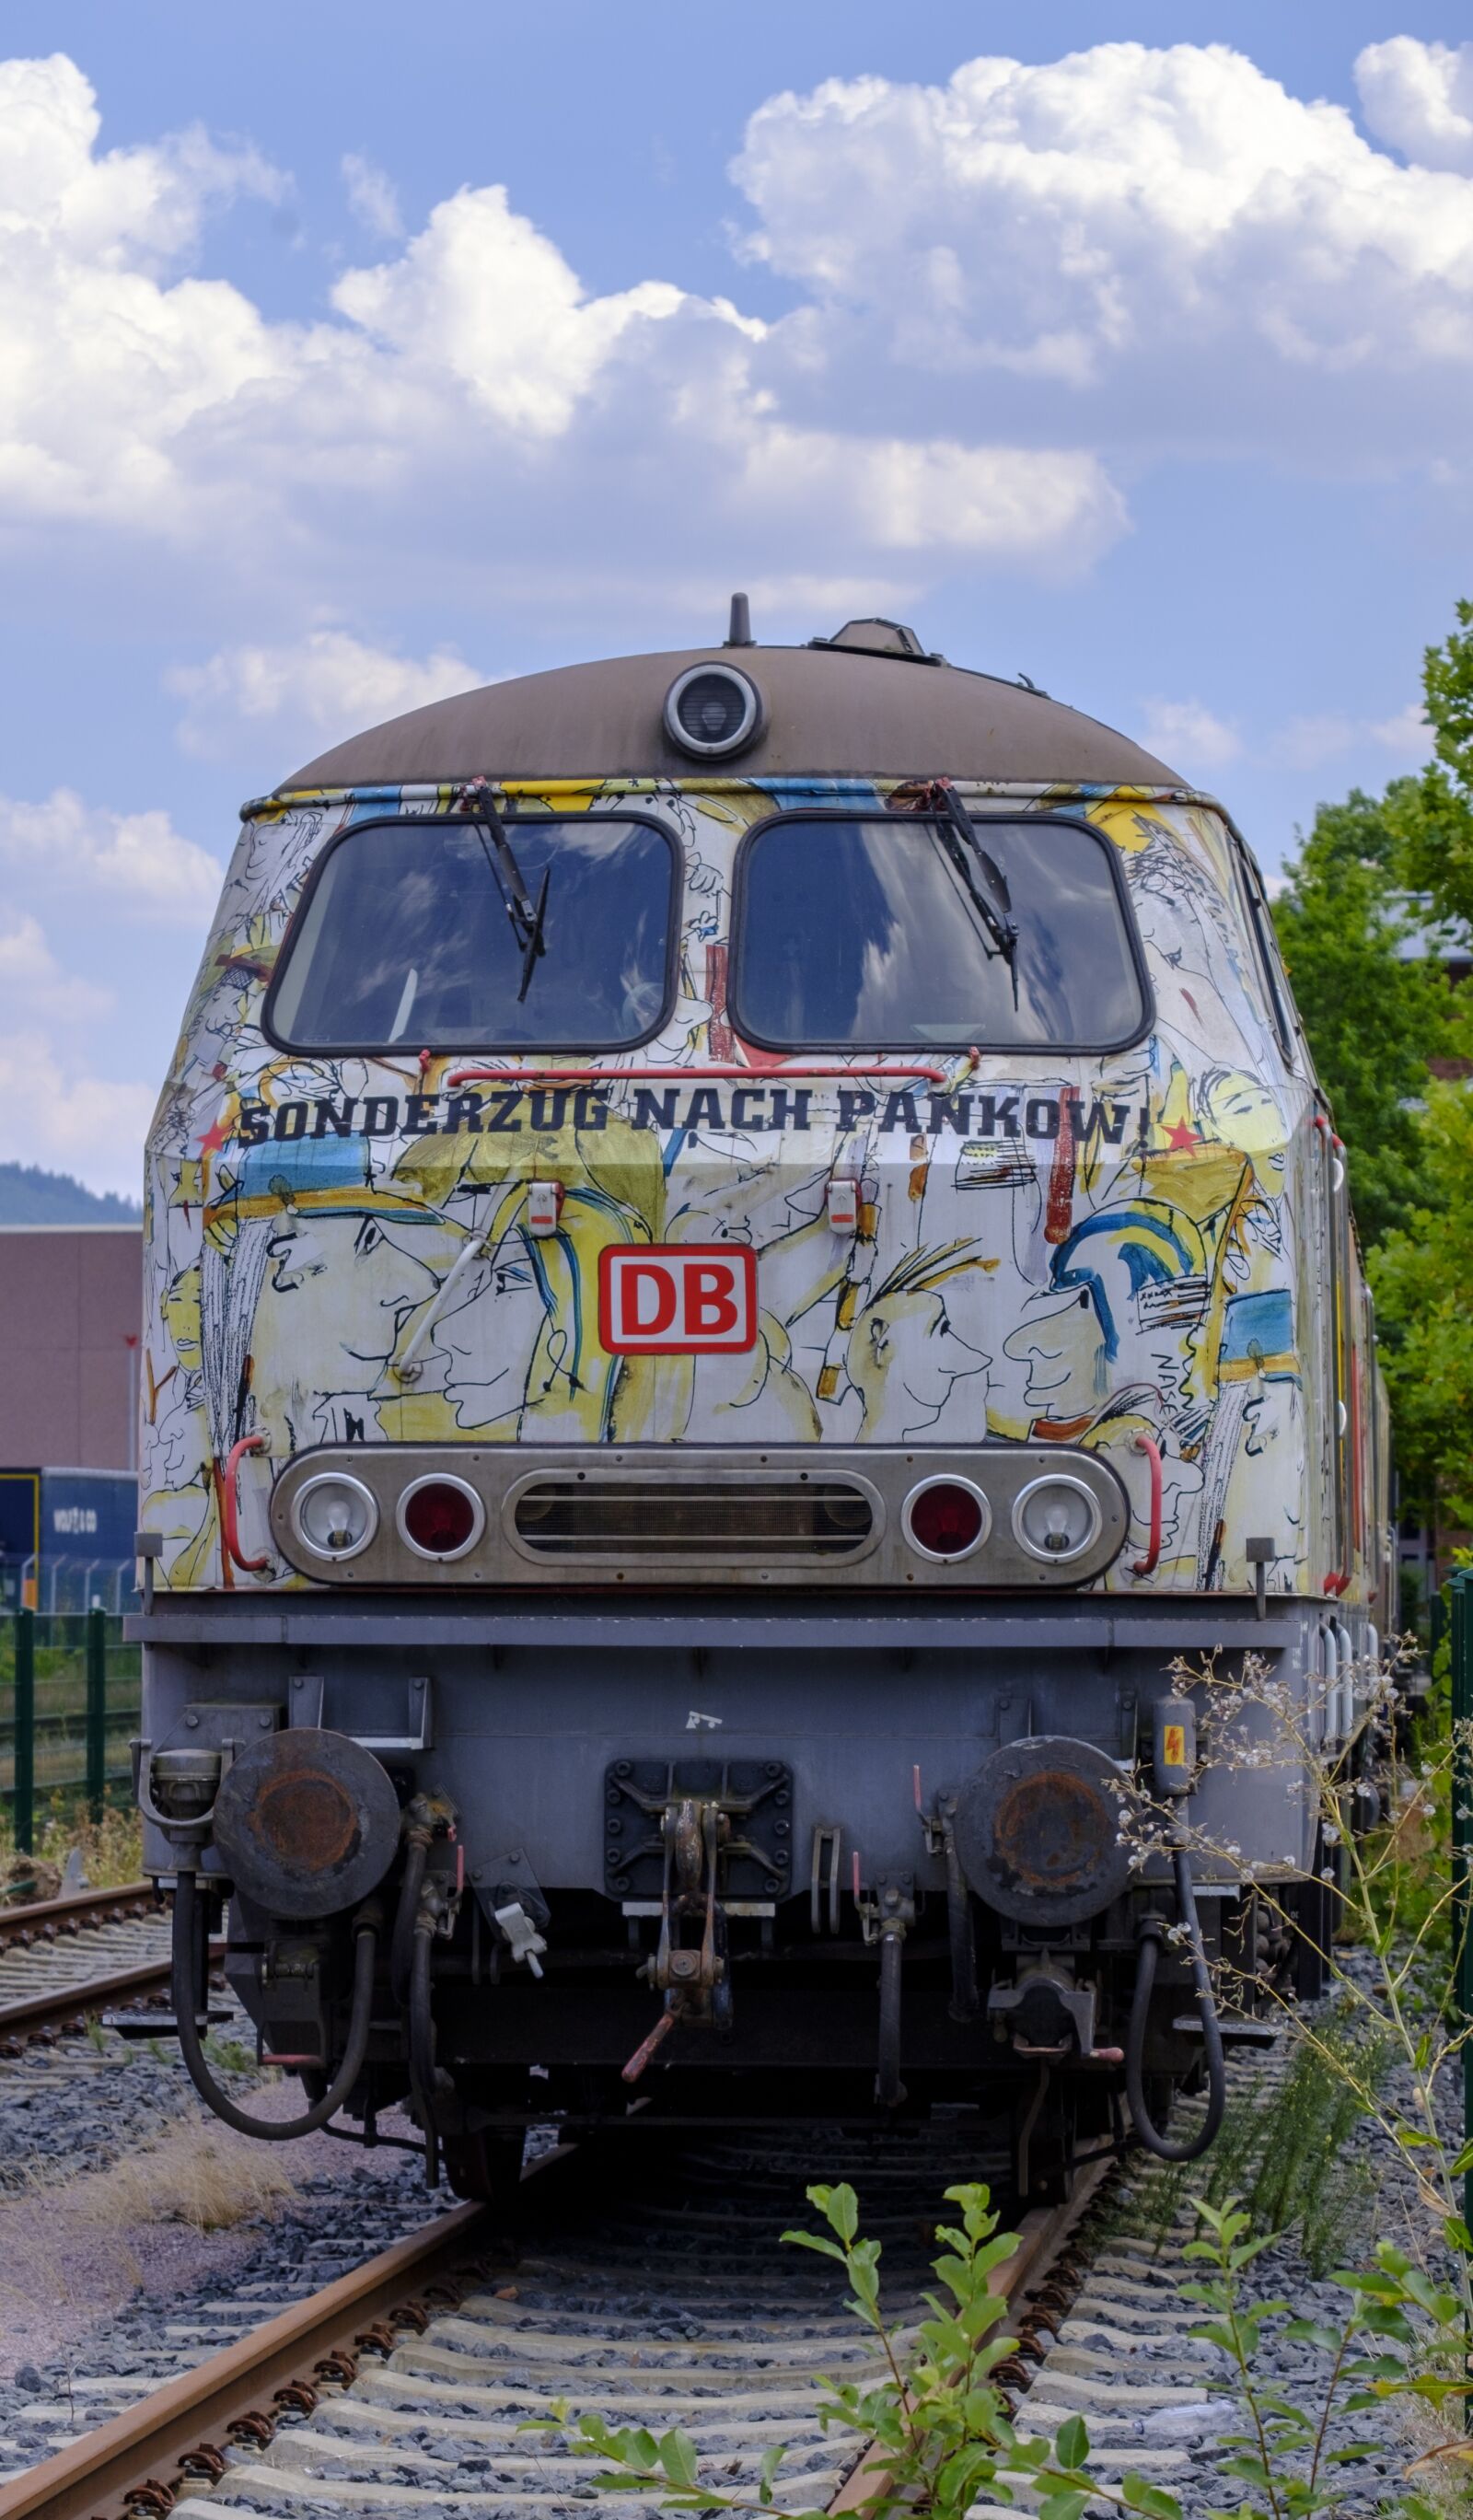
[1,4,1471,1191]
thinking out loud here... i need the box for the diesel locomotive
[132,607,1392,2199]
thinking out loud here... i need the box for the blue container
[0,1469,138,1612]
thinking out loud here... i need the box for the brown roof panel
[278,644,1181,794]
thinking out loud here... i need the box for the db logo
[599,1245,758,1354]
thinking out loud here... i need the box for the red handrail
[1132,1433,1162,1577]
[221,1433,270,1574]
[444,1057,976,1091]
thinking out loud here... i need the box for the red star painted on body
[1166,1119,1199,1152]
[198,1110,233,1155]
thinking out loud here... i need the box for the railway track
[0,1882,219,2051]
[0,1881,157,1953]
[0,2122,1122,2520]
[0,1899,1281,2519]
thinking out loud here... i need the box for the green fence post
[13,1608,34,1855]
[85,1605,106,1822]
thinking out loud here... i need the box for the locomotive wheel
[442,2125,527,2208]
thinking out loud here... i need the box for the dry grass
[0,1802,145,1896]
[96,2118,299,2235]
[0,2119,300,2384]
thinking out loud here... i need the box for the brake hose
[407,1887,452,2187]
[391,1833,429,2004]
[1125,1841,1227,2163]
[170,1867,379,2142]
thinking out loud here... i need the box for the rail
[0,1880,224,2050]
[0,2131,1108,2520]
[0,1878,154,1951]
[0,2198,493,2520]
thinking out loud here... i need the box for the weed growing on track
[1142,2010,1392,2276]
[531,2180,1465,2520]
[0,1802,143,1892]
[1177,2197,1460,2520]
[1122,1638,1473,2493]
[531,2179,1177,2520]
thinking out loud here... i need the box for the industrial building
[0,1224,142,1609]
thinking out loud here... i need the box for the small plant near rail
[1140,2008,1391,2277]
[528,2181,1468,2519]
[530,2179,1178,2520]
[1178,2196,1457,2520]
[1120,1636,1473,2490]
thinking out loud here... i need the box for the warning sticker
[1163,1725,1187,1767]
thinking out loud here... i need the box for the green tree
[1396,596,1473,931]
[1271,784,1454,1251]
[1369,1078,1473,1527]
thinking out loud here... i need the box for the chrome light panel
[270,1444,1128,1590]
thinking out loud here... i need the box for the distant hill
[0,1162,142,1225]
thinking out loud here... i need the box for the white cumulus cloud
[1140,698,1240,773]
[0,49,1132,593]
[0,789,220,923]
[731,43,1473,469]
[0,910,108,1020]
[1267,703,1432,771]
[168,630,485,761]
[1356,38,1473,171]
[0,1033,157,1202]
[331,184,702,436]
[341,150,402,239]
[1370,700,1431,757]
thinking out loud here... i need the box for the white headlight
[663,663,763,759]
[1012,1473,1102,1566]
[294,1471,377,1562]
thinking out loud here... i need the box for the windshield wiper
[468,790,550,1002]
[910,778,1020,1005]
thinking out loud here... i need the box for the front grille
[509,1475,876,1560]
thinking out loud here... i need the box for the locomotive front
[133,610,1388,2197]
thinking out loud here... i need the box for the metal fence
[0,1608,141,1850]
[2,1555,139,1617]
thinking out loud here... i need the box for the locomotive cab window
[732,810,1147,1050]
[266,813,677,1051]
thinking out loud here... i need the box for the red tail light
[399,1477,481,1558]
[905,1479,986,1561]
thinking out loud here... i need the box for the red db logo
[599,1245,758,1354]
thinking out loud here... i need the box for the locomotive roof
[278,626,1181,794]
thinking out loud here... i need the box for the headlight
[663,663,763,759]
[903,1477,989,1562]
[294,1471,377,1562]
[398,1473,484,1560]
[1012,1473,1102,1566]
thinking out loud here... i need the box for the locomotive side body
[132,637,1389,2185]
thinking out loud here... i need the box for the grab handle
[1132,1434,1162,1577]
[221,1433,270,1573]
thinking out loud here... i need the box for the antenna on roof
[725,592,753,648]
